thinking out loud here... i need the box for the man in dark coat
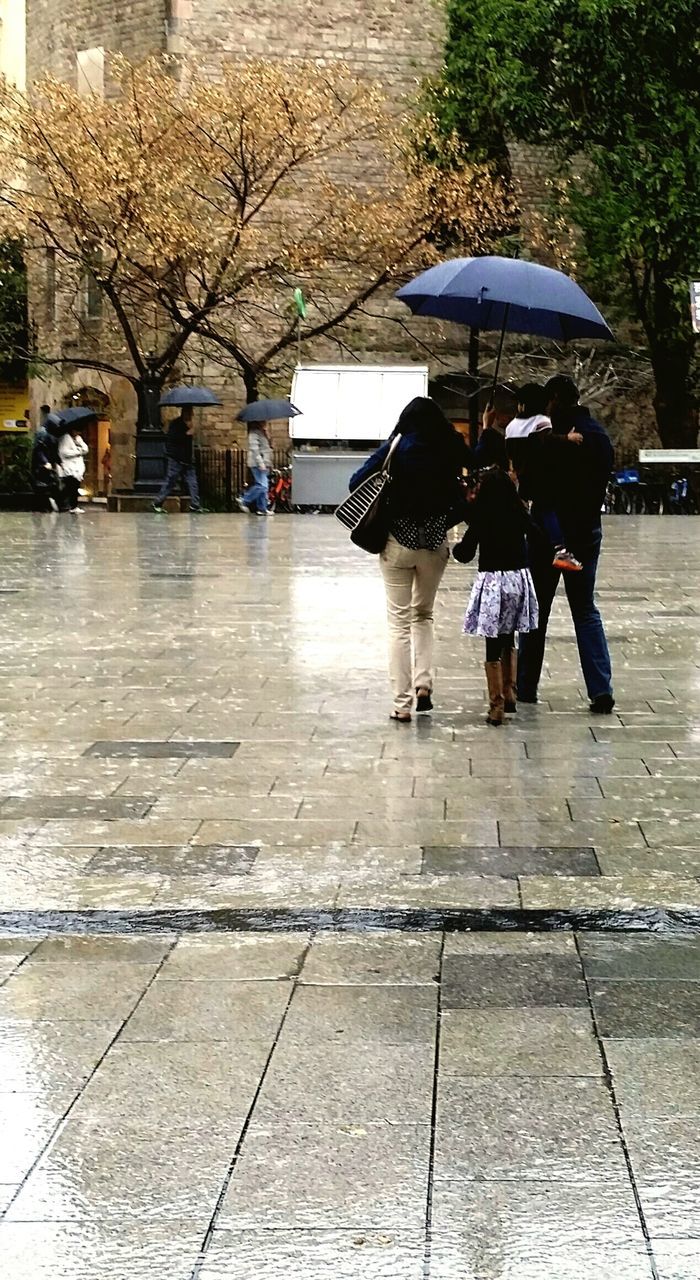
[153,406,202,513]
[517,375,616,713]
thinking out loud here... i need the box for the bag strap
[382,433,402,478]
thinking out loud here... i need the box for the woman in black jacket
[350,398,469,722]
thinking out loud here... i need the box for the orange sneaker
[553,548,583,571]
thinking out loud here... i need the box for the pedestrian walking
[57,424,90,512]
[153,406,202,513]
[506,382,583,571]
[516,374,615,713]
[239,423,273,515]
[30,422,60,512]
[349,397,469,722]
[453,467,539,726]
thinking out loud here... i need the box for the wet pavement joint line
[2,907,700,933]
[573,934,661,1280]
[188,936,314,1280]
[0,935,179,1222]
[422,930,446,1280]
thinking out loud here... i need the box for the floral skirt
[463,569,539,638]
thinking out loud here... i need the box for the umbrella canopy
[45,412,70,438]
[58,406,99,427]
[237,399,301,423]
[159,386,222,407]
[396,256,613,342]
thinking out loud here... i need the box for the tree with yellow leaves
[0,56,510,452]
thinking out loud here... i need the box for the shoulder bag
[335,435,401,555]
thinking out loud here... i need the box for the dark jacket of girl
[453,468,534,571]
[349,398,470,525]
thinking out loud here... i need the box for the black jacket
[350,429,470,524]
[165,416,194,465]
[517,407,614,540]
[453,473,533,571]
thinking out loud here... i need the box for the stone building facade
[25,0,658,491]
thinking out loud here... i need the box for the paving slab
[218,1120,431,1229]
[435,1077,628,1182]
[199,1229,425,1280]
[0,1223,206,1280]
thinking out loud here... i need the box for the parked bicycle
[268,466,293,513]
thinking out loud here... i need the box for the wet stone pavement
[0,510,699,1276]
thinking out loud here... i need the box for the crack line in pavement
[0,935,179,1221]
[573,934,661,1280]
[188,931,315,1280]
[422,930,446,1280]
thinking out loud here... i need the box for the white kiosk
[290,363,429,506]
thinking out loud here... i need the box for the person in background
[39,404,51,429]
[30,421,60,512]
[517,374,615,713]
[506,382,583,572]
[58,423,90,513]
[349,397,470,722]
[238,423,273,515]
[453,467,538,726]
[101,442,112,494]
[153,405,202,513]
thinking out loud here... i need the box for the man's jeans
[156,459,201,510]
[518,526,613,701]
[242,467,269,513]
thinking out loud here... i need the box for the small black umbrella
[237,399,301,423]
[58,406,99,426]
[159,386,222,407]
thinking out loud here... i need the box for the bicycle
[268,466,293,513]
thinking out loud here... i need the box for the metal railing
[195,447,291,511]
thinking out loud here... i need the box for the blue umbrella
[159,386,222,407]
[237,399,301,422]
[397,256,613,399]
[397,257,613,341]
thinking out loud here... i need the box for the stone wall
[25,0,166,85]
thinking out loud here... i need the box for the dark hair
[544,375,579,407]
[395,396,453,438]
[473,465,523,521]
[516,383,546,416]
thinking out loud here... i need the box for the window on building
[76,47,105,98]
[85,249,103,321]
[45,247,56,323]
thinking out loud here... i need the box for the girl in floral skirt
[452,467,539,726]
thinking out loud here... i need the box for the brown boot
[484,661,504,726]
[501,648,517,714]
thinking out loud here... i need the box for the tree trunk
[650,345,698,450]
[242,365,259,404]
[647,273,698,449]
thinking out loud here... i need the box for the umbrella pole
[468,328,480,448]
[490,305,511,403]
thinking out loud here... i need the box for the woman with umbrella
[56,408,94,513]
[236,400,299,517]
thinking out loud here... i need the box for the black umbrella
[45,412,70,438]
[159,386,222,407]
[237,399,301,423]
[58,406,99,426]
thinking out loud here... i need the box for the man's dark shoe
[518,693,538,704]
[590,693,616,714]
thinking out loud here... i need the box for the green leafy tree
[433,0,700,447]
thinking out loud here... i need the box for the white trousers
[379,535,449,713]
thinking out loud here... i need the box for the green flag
[293,287,307,319]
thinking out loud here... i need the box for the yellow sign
[0,384,29,429]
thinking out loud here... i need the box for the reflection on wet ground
[0,511,699,1275]
[0,930,698,1278]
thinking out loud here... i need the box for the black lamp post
[133,354,166,490]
